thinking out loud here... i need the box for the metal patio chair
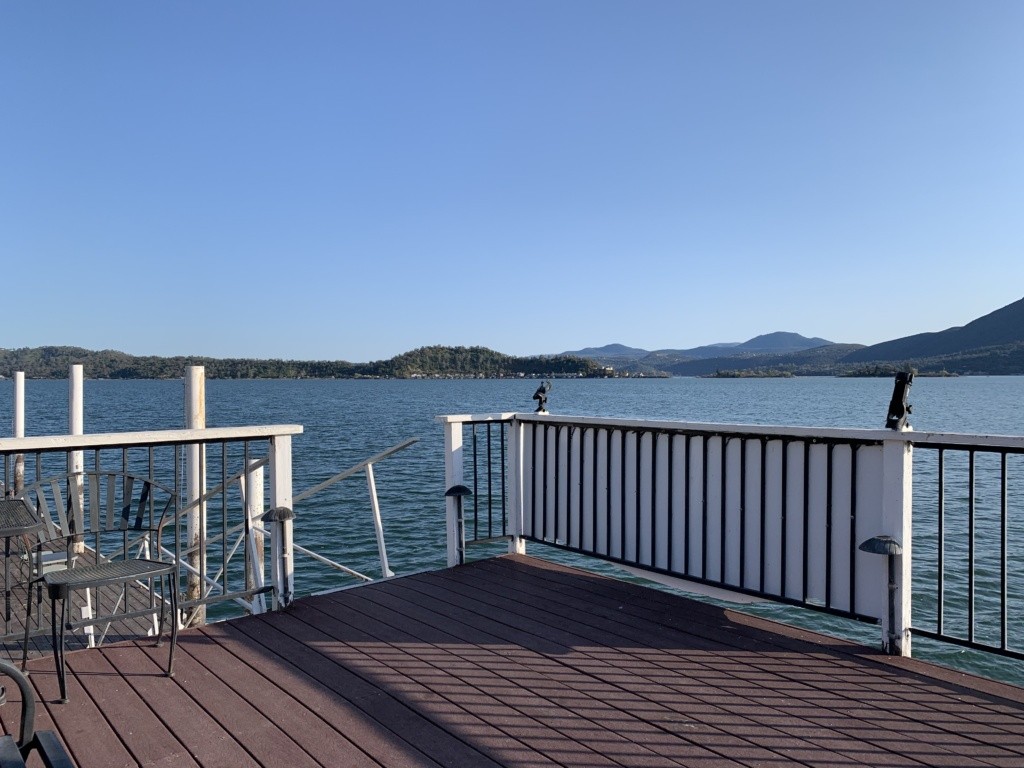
[17,471,179,703]
[0,659,75,767]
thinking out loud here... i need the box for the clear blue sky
[3,2,1023,362]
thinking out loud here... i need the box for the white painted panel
[742,439,764,592]
[668,434,687,574]
[804,443,829,606]
[544,425,558,542]
[654,433,670,571]
[853,444,886,619]
[687,436,705,578]
[595,429,609,556]
[762,439,784,596]
[722,437,743,588]
[623,432,638,561]
[704,435,724,583]
[783,441,806,601]
[522,423,536,539]
[636,432,652,567]
[829,444,854,612]
[579,428,593,552]
[609,431,624,559]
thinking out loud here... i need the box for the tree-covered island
[0,345,606,380]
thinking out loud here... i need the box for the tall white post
[13,372,24,495]
[507,418,527,555]
[68,365,85,554]
[68,364,84,475]
[880,437,913,656]
[268,434,294,608]
[443,420,463,568]
[184,366,207,624]
[244,459,266,613]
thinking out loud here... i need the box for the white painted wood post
[68,364,84,476]
[184,366,207,625]
[443,420,463,568]
[507,417,527,555]
[13,372,24,495]
[880,437,913,656]
[365,463,395,578]
[244,459,267,613]
[68,365,85,554]
[268,434,294,608]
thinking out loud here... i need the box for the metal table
[0,499,44,636]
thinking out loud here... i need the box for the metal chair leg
[167,574,177,678]
[155,577,165,648]
[55,593,69,704]
[20,582,33,672]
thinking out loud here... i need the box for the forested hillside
[0,345,600,380]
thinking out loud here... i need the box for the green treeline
[0,345,602,380]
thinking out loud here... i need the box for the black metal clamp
[885,371,913,430]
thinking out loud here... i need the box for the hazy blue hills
[844,296,1024,363]
[566,296,1024,376]
[563,332,836,372]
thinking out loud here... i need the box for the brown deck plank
[62,649,199,768]
[1,554,1023,768]
[230,606,506,768]
[93,643,260,768]
[134,633,325,768]
[290,594,625,767]
[353,574,806,768]
[183,623,381,768]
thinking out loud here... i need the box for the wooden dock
[2,554,1023,768]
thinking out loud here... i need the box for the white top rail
[0,425,303,453]
[435,413,517,425]
[442,412,1024,451]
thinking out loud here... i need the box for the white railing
[1,424,301,631]
[441,412,1024,660]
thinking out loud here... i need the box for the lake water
[2,375,1023,682]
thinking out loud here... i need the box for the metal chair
[0,659,75,767]
[18,472,179,703]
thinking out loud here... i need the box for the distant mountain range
[4,298,1023,380]
[562,296,1024,376]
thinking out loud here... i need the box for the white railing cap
[435,413,517,425]
[0,424,304,453]
[451,412,1024,451]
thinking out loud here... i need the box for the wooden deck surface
[2,554,1023,768]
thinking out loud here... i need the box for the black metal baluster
[668,435,675,574]
[781,439,789,598]
[759,438,767,593]
[620,430,627,560]
[849,446,858,614]
[937,448,945,636]
[635,431,643,563]
[651,432,658,569]
[825,443,833,609]
[684,435,692,576]
[969,449,975,644]
[722,436,729,582]
[802,441,810,604]
[1001,450,1008,651]
[739,438,747,589]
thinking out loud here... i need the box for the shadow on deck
[3,554,1024,768]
